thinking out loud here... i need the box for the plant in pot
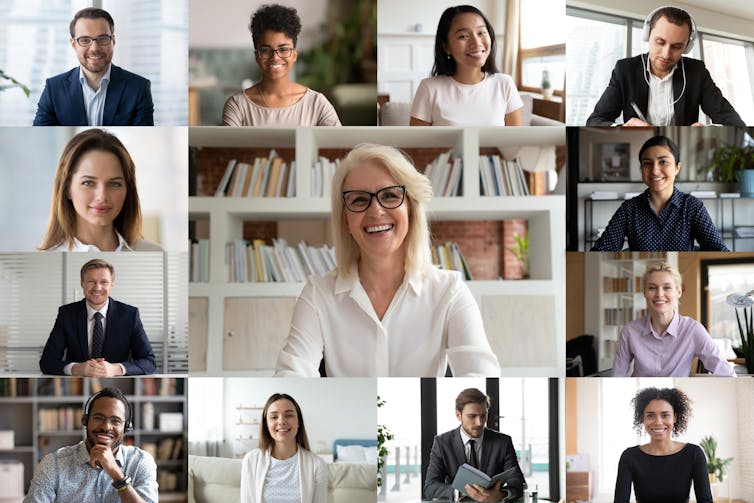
[376,396,394,489]
[727,291,754,373]
[700,435,733,484]
[708,143,754,197]
[508,232,530,279]
[541,69,552,99]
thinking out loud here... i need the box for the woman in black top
[614,387,712,503]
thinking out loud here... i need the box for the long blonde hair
[330,144,433,277]
[39,129,143,250]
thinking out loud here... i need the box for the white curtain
[502,0,521,81]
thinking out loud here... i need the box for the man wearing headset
[24,388,158,503]
[586,6,745,126]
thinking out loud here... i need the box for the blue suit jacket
[39,298,156,375]
[424,427,526,501]
[33,65,154,126]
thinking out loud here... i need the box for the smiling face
[82,266,113,310]
[70,17,114,77]
[266,399,299,445]
[648,16,690,78]
[644,270,681,318]
[443,12,491,73]
[643,399,676,441]
[68,150,127,235]
[640,145,680,196]
[255,30,297,81]
[343,163,409,265]
[86,396,126,453]
[456,402,487,439]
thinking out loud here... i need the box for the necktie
[92,312,104,358]
[468,439,478,468]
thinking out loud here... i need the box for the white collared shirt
[646,58,677,126]
[275,266,501,377]
[47,230,163,252]
[62,299,118,375]
[78,64,111,126]
[459,427,484,466]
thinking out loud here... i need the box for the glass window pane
[521,55,565,90]
[566,11,627,125]
[702,36,754,125]
[707,262,754,354]
[521,0,565,49]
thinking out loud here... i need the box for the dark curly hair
[432,5,498,77]
[632,387,691,435]
[249,4,302,48]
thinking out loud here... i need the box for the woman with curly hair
[222,4,341,126]
[614,387,712,503]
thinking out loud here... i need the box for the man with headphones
[586,6,745,126]
[24,388,158,502]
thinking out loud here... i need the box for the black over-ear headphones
[82,388,134,432]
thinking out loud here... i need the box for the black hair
[649,7,693,37]
[249,4,302,48]
[638,135,680,164]
[432,5,498,77]
[70,8,115,38]
[83,387,133,431]
[632,387,691,435]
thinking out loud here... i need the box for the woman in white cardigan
[241,393,328,503]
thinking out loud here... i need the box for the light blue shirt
[78,65,112,126]
[23,441,158,503]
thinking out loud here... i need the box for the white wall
[567,0,754,42]
[378,0,504,36]
[189,0,330,49]
[223,378,377,454]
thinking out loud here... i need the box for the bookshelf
[584,252,675,371]
[189,126,566,377]
[0,377,187,501]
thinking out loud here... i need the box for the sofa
[188,454,377,503]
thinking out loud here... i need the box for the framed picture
[594,142,630,181]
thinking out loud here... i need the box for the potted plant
[0,69,30,96]
[508,232,530,279]
[708,143,754,197]
[700,435,733,483]
[733,298,754,374]
[376,396,394,490]
[541,69,552,99]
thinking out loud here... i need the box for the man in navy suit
[40,258,155,376]
[424,388,525,502]
[33,7,154,126]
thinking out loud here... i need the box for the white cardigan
[240,447,328,503]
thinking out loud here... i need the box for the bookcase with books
[0,377,187,501]
[584,252,674,371]
[189,126,566,377]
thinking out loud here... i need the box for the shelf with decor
[188,126,566,377]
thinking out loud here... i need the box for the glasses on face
[74,35,114,47]
[342,185,407,213]
[90,413,124,428]
[255,46,294,59]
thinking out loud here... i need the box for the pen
[630,102,648,123]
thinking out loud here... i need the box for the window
[702,259,754,357]
[518,0,565,94]
[701,34,754,125]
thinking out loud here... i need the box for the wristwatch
[112,475,132,491]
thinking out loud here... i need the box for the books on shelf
[0,378,30,397]
[226,239,337,283]
[431,242,473,280]
[603,308,645,326]
[213,150,294,198]
[38,407,79,431]
[425,150,463,197]
[38,378,83,397]
[142,377,181,397]
[479,155,529,196]
[190,239,210,282]
[602,276,632,293]
[312,156,339,197]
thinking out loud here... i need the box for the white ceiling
[680,0,754,22]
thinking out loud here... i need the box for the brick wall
[194,146,296,196]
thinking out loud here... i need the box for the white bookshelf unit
[189,126,566,377]
[584,252,675,371]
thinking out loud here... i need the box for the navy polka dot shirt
[591,188,729,251]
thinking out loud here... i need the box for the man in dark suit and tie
[33,7,154,126]
[424,388,525,502]
[40,258,155,376]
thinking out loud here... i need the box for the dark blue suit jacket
[424,427,525,501]
[33,65,154,126]
[39,298,156,375]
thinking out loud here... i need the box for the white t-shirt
[275,266,500,377]
[410,73,523,126]
[262,452,301,503]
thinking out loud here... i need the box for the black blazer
[33,65,154,126]
[39,298,155,375]
[586,54,745,126]
[424,427,525,501]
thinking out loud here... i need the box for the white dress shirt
[62,299,124,375]
[456,428,485,502]
[275,266,501,377]
[78,64,111,127]
[48,230,163,252]
[646,58,677,126]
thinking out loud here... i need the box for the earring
[445,53,451,60]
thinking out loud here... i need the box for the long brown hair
[258,393,310,452]
[39,129,142,250]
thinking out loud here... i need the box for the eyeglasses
[255,47,294,59]
[89,413,124,427]
[74,35,114,47]
[342,185,407,213]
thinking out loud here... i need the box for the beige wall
[566,252,585,341]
